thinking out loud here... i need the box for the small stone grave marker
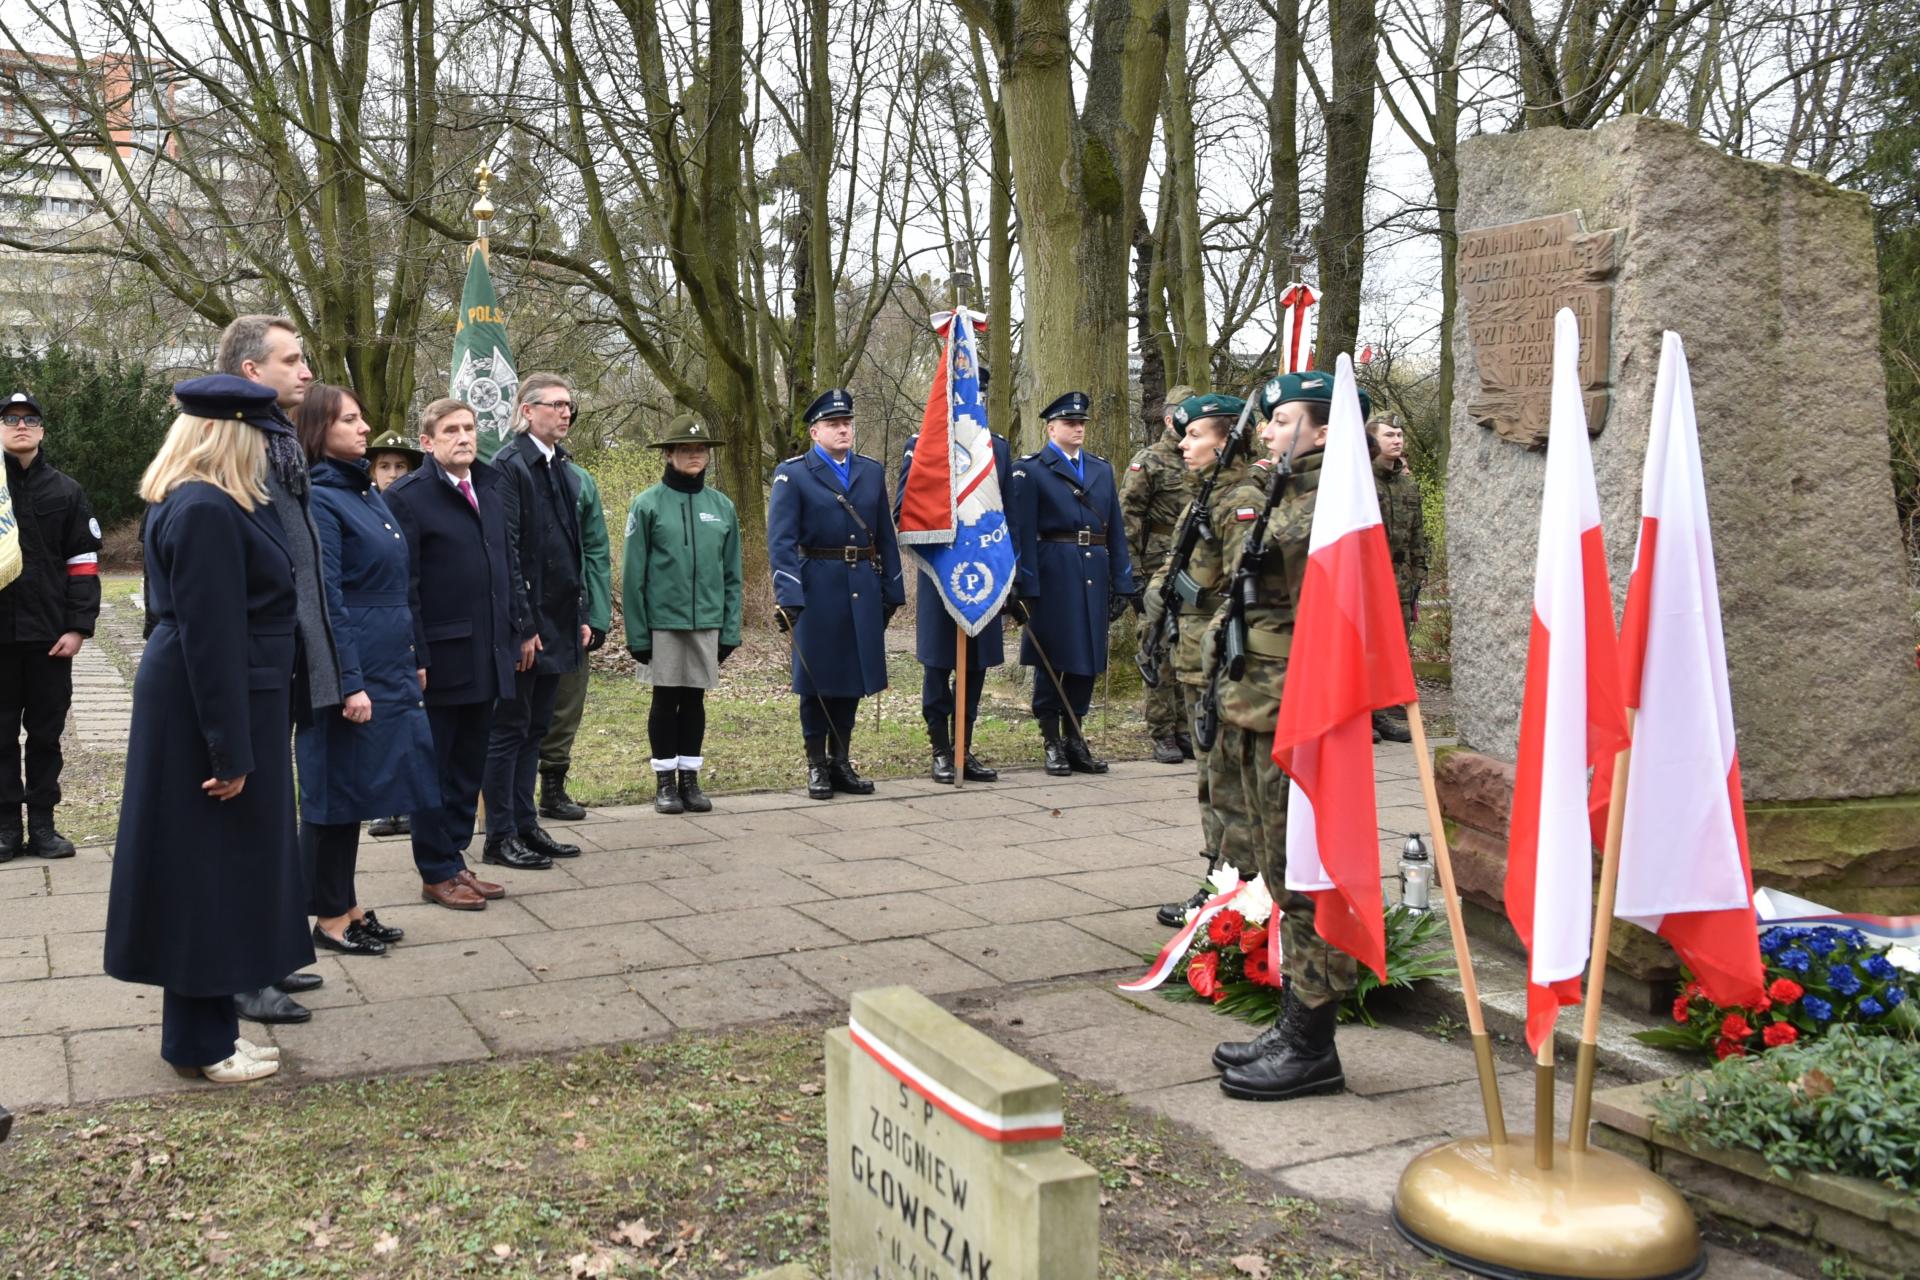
[825,986,1098,1280]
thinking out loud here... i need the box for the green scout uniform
[1121,426,1188,739]
[538,464,613,814]
[1373,455,1427,633]
[1204,450,1357,1010]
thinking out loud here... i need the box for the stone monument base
[1434,748,1920,1011]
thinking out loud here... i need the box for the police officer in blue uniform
[894,367,1013,785]
[768,389,906,799]
[1008,391,1137,776]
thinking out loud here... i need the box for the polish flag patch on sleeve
[1128,462,1143,471]
[1235,507,1259,521]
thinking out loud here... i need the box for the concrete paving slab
[570,816,722,851]
[1022,1015,1224,1093]
[897,814,1069,851]
[1339,1024,1491,1097]
[1068,909,1175,961]
[43,861,112,896]
[43,930,100,979]
[368,898,551,945]
[1010,832,1188,871]
[685,809,840,842]
[1011,804,1165,839]
[896,790,1046,822]
[518,880,700,929]
[788,857,958,899]
[455,975,673,1054]
[0,891,108,939]
[4,973,159,1036]
[0,934,46,981]
[1267,1136,1439,1214]
[667,838,848,874]
[651,867,829,915]
[343,937,537,1003]
[964,985,1144,1038]
[789,825,966,862]
[1050,865,1200,909]
[0,1031,68,1109]
[501,922,700,981]
[903,844,1078,885]
[785,937,999,1001]
[1131,1078,1441,1171]
[66,1025,206,1103]
[655,904,851,961]
[793,891,986,942]
[630,957,834,1029]
[929,920,1139,983]
[926,878,1112,925]
[275,994,491,1080]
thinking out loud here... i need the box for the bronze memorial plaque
[1459,211,1622,447]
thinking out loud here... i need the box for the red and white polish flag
[1271,354,1416,984]
[1592,332,1764,1006]
[1505,308,1631,1054]
[1278,282,1319,375]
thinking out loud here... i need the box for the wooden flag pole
[1406,701,1507,1145]
[1570,717,1635,1152]
[953,630,969,790]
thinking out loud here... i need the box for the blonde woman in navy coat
[104,376,312,1084]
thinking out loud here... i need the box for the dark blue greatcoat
[104,482,314,997]
[1008,445,1135,676]
[767,450,904,697]
[383,456,525,707]
[893,431,1012,670]
[294,458,439,823]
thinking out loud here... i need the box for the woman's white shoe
[234,1037,280,1062]
[174,1052,280,1084]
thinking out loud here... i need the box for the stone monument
[825,986,1098,1280]
[1441,115,1920,994]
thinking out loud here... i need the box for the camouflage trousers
[1212,723,1358,1008]
[1138,614,1182,738]
[1181,683,1222,863]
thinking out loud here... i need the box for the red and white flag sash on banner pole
[1590,331,1764,1006]
[847,1017,1063,1143]
[1278,282,1319,375]
[1505,308,1630,1054]
[1270,354,1416,984]
[1116,883,1244,993]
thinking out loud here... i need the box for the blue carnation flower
[1886,986,1907,1009]
[1859,996,1885,1018]
[1862,953,1898,981]
[1843,929,1870,951]
[1827,964,1862,996]
[1778,949,1812,974]
[1759,928,1786,955]
[1802,995,1833,1021]
[1807,928,1839,956]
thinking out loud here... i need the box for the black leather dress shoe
[930,749,957,785]
[352,910,404,944]
[235,986,312,1024]
[276,972,324,995]
[519,824,581,859]
[1043,738,1072,777]
[961,754,998,783]
[367,814,409,838]
[1063,733,1108,774]
[1155,885,1210,928]
[313,922,386,957]
[483,834,553,870]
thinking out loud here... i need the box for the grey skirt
[642,627,720,689]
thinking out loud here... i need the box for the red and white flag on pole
[1271,354,1416,983]
[1505,308,1630,1054]
[1278,282,1319,375]
[1592,332,1765,1006]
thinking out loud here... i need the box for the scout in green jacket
[538,461,614,819]
[621,414,743,815]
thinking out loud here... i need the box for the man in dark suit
[1008,391,1137,776]
[894,371,1013,785]
[484,373,591,867]
[767,388,905,799]
[385,398,531,907]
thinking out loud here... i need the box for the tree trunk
[1133,203,1167,447]
[1431,0,1460,470]
[968,27,1016,447]
[1316,0,1377,363]
[806,0,838,384]
[1269,0,1303,309]
[1164,0,1211,389]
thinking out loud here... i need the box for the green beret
[1175,393,1245,427]
[653,413,724,448]
[1257,372,1371,421]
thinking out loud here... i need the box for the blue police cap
[1040,391,1090,421]
[172,374,282,427]
[804,388,855,424]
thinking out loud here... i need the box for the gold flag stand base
[1393,1136,1703,1280]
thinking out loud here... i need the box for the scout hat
[1257,371,1372,421]
[803,388,854,424]
[1173,393,1245,427]
[0,391,43,419]
[653,413,725,448]
[365,429,423,466]
[172,374,281,427]
[1039,391,1091,421]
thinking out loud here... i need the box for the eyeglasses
[531,399,575,414]
[2,416,42,427]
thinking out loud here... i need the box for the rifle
[1134,386,1262,688]
[1193,422,1306,751]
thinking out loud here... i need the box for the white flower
[1207,864,1241,897]
[1230,875,1273,925]
[1887,945,1920,975]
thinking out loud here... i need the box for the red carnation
[1187,952,1220,1000]
[1762,1022,1799,1048]
[1768,978,1804,1004]
[1671,996,1690,1024]
[1719,1014,1754,1042]
[1713,1038,1748,1061]
[1207,910,1245,948]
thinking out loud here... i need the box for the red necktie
[458,478,477,510]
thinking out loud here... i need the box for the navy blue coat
[293,459,439,823]
[492,432,584,675]
[385,456,525,707]
[105,482,314,996]
[1008,445,1135,676]
[894,431,1012,670]
[767,449,904,697]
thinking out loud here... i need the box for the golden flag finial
[472,160,495,225]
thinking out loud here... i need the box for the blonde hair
[138,413,270,511]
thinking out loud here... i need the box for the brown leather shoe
[456,869,506,901]
[421,878,487,910]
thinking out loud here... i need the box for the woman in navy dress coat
[292,384,438,958]
[104,376,313,1084]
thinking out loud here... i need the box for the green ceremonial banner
[450,245,518,461]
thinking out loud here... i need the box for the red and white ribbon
[1116,886,1243,993]
[848,1016,1064,1143]
[1278,282,1319,375]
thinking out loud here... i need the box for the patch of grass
[0,1021,1417,1279]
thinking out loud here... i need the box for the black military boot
[828,742,875,795]
[1219,987,1345,1101]
[678,770,712,814]
[1062,727,1108,774]
[1176,732,1195,760]
[1039,715,1071,777]
[961,752,998,782]
[1152,736,1184,765]
[928,720,956,785]
[25,809,73,860]
[540,768,587,820]
[0,807,20,863]
[1372,708,1412,744]
[805,738,834,800]
[1157,852,1219,927]
[653,769,685,815]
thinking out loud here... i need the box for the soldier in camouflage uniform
[1369,414,1425,743]
[1210,371,1368,1103]
[1122,384,1195,764]
[1146,394,1254,927]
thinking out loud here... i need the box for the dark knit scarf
[663,465,706,494]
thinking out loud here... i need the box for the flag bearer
[768,389,904,800]
[1007,392,1135,776]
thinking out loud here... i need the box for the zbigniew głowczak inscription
[825,987,1098,1280]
